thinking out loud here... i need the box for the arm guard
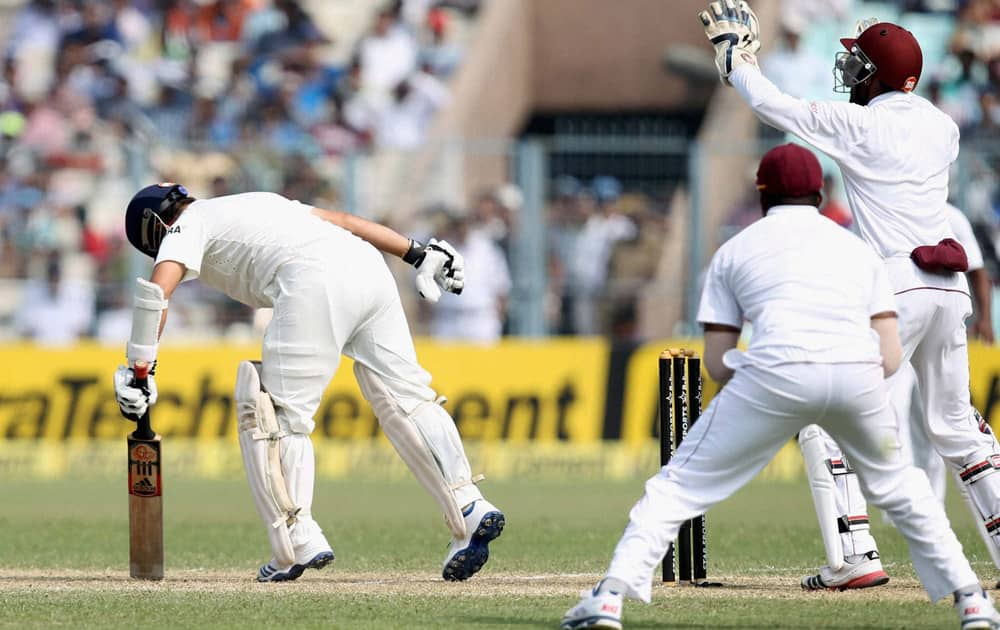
[127,278,166,366]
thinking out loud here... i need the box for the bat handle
[133,360,150,386]
[131,360,155,441]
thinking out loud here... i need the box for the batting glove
[699,0,761,85]
[405,238,465,303]
[114,364,158,421]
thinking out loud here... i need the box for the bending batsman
[112,184,504,582]
[560,144,999,630]
[700,1,1000,586]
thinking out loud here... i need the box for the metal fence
[4,132,1000,345]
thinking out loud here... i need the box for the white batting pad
[354,362,482,539]
[235,360,300,568]
[127,277,166,364]
[799,425,845,571]
[958,456,1000,564]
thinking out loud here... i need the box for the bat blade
[127,360,163,580]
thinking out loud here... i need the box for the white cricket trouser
[606,362,978,603]
[893,282,999,466]
[260,244,436,434]
[890,365,948,502]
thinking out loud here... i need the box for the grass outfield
[0,475,996,629]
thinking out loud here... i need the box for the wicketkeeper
[113,184,504,582]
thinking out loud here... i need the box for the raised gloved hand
[852,17,879,37]
[114,364,158,421]
[699,0,761,85]
[404,238,465,303]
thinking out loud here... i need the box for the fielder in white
[700,1,1000,586]
[888,204,1000,571]
[560,142,1000,630]
[112,183,504,582]
[801,204,997,593]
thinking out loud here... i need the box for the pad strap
[451,474,485,491]
[837,515,870,533]
[960,456,1000,484]
[827,458,854,475]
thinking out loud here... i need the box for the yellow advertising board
[2,338,999,481]
[0,339,608,443]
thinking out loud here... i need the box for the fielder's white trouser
[890,365,947,502]
[890,361,1000,569]
[892,272,1000,562]
[606,362,978,603]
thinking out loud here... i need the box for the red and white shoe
[561,590,623,630]
[801,550,889,591]
[956,589,1000,630]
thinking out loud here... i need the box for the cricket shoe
[956,589,1000,629]
[442,499,505,581]
[560,590,623,630]
[257,535,335,583]
[801,550,889,591]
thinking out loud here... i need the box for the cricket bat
[126,360,164,580]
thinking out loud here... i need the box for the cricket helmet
[125,183,195,258]
[835,22,922,93]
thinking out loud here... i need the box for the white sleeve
[868,258,896,317]
[154,211,207,281]
[697,249,742,328]
[729,65,871,164]
[946,205,984,271]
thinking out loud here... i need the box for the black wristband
[403,239,427,266]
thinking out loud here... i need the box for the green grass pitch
[0,473,995,629]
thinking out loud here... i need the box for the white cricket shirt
[698,206,895,368]
[155,192,357,308]
[730,65,959,265]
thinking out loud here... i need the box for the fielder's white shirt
[155,192,355,308]
[730,65,959,265]
[698,206,895,369]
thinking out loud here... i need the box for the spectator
[604,195,667,341]
[430,212,510,343]
[16,250,94,345]
[421,8,463,78]
[357,8,419,96]
[376,69,449,149]
[567,176,637,335]
[760,15,826,100]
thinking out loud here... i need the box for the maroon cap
[756,144,823,198]
[841,22,922,92]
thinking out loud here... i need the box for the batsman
[112,184,505,582]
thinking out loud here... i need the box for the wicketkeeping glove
[699,0,761,85]
[404,238,465,303]
[114,364,158,421]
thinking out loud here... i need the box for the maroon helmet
[834,22,922,94]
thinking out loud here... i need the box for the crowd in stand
[0,0,475,344]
